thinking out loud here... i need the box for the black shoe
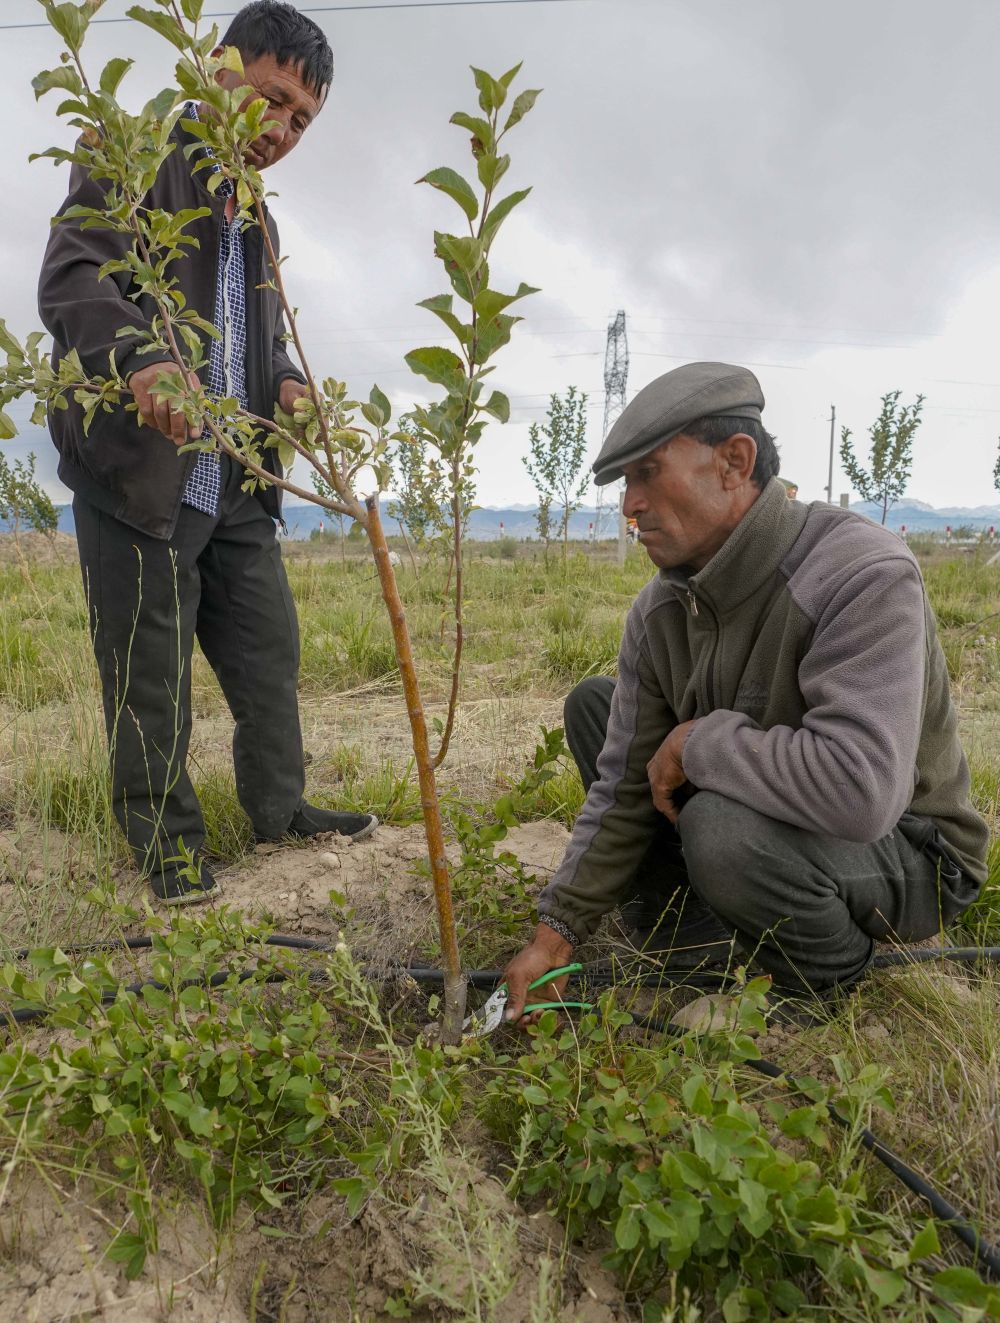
[150,859,220,907]
[256,802,379,845]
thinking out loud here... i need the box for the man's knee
[676,792,778,919]
[563,675,615,741]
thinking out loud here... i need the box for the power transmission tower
[594,310,629,546]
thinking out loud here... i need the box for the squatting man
[504,361,989,1021]
[39,2,376,906]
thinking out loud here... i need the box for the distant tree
[386,420,451,550]
[840,391,925,525]
[0,450,58,538]
[993,435,999,492]
[523,386,589,556]
[534,489,553,556]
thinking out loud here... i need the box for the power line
[0,0,579,31]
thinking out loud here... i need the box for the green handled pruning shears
[463,963,591,1037]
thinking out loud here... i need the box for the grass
[0,535,998,1318]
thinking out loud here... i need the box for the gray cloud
[1,0,997,505]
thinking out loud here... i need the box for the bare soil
[0,531,77,565]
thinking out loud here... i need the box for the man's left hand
[278,379,310,415]
[647,719,698,823]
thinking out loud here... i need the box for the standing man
[39,2,375,905]
[504,362,989,1019]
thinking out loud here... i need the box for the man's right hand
[503,922,575,1028]
[129,362,202,446]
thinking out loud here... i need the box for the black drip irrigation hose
[4,933,1000,1281]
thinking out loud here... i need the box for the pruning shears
[462,963,590,1037]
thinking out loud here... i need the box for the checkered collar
[183,100,234,200]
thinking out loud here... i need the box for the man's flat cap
[592,361,765,485]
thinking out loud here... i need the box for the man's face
[621,432,753,573]
[217,53,325,170]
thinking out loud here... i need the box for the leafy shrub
[484,993,991,1320]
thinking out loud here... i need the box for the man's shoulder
[631,572,677,618]
[794,502,919,564]
[783,502,923,617]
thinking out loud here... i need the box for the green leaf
[369,384,391,425]
[45,3,89,52]
[331,1176,369,1219]
[449,111,495,156]
[503,88,540,133]
[498,62,523,89]
[0,410,17,441]
[99,57,133,97]
[931,1266,992,1309]
[614,1204,641,1251]
[218,45,244,75]
[433,232,485,279]
[404,346,467,392]
[126,5,189,51]
[107,1231,148,1280]
[416,294,468,343]
[907,1220,941,1264]
[31,65,84,101]
[477,153,509,191]
[474,312,519,362]
[471,66,506,113]
[180,0,205,21]
[417,167,479,223]
[481,188,531,247]
[641,1202,675,1244]
[474,283,538,322]
[860,1265,906,1308]
[480,391,509,423]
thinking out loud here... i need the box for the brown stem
[365,494,466,1042]
[432,480,464,768]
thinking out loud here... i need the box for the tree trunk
[364,495,467,1042]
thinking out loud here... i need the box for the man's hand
[130,362,202,446]
[647,719,698,823]
[503,923,574,1029]
[278,378,310,416]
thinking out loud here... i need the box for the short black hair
[220,1,334,97]
[683,415,781,489]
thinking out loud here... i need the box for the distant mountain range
[13,497,1000,542]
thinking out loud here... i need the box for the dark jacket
[38,122,305,539]
[539,480,990,942]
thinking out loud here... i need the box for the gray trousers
[74,456,305,877]
[565,677,978,993]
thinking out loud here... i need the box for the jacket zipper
[688,580,720,710]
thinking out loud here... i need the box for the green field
[0,531,998,1321]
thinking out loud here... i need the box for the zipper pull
[687,587,699,616]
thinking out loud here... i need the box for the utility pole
[825,404,836,504]
[593,310,629,560]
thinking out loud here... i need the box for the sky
[1,0,999,511]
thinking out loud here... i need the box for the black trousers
[563,676,979,992]
[74,458,305,877]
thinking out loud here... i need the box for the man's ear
[718,433,757,489]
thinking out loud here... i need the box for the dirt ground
[0,530,77,565]
[204,817,570,980]
[0,1168,628,1323]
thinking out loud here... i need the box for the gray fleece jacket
[538,478,989,943]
